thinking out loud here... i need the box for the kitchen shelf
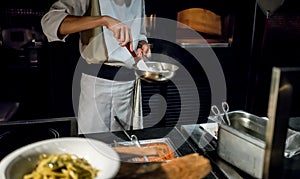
[177,38,229,48]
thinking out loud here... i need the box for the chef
[41,0,151,134]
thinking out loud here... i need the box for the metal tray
[226,110,267,140]
[112,137,180,162]
[217,110,268,178]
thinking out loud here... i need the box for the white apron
[78,73,143,134]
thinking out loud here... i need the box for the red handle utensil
[125,43,137,58]
[125,43,149,71]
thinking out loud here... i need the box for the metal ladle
[114,116,149,162]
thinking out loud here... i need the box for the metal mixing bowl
[134,61,179,82]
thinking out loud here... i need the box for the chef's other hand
[136,40,151,59]
[103,16,133,50]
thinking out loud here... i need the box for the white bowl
[0,137,120,179]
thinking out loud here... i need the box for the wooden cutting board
[177,8,222,36]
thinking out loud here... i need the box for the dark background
[0,0,299,126]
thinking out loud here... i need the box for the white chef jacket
[41,0,147,134]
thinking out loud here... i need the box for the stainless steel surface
[216,160,243,179]
[225,110,267,141]
[133,61,179,82]
[180,124,244,179]
[217,111,268,178]
[112,137,180,161]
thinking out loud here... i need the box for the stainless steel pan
[125,43,179,82]
[133,61,179,82]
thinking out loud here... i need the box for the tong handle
[130,135,141,147]
[125,43,137,57]
[114,116,131,140]
[131,135,149,162]
[114,116,149,162]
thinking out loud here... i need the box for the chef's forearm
[59,15,106,36]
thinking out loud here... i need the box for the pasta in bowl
[23,153,99,179]
[0,137,120,179]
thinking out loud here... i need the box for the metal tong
[211,102,231,126]
[114,116,149,162]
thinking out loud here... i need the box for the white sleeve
[41,10,69,42]
[41,0,89,42]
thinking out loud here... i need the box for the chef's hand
[136,40,151,59]
[103,16,133,50]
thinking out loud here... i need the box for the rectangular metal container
[217,110,268,178]
[112,137,180,162]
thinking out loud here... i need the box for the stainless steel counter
[84,126,228,179]
[180,124,248,179]
[180,124,300,179]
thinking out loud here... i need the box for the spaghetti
[23,153,99,179]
